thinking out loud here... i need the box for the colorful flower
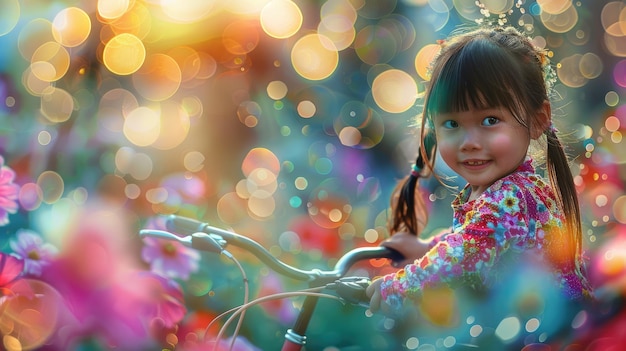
[0,253,24,301]
[37,217,190,351]
[461,236,496,271]
[142,236,201,280]
[0,156,20,226]
[9,229,58,276]
[112,270,187,335]
[0,252,62,350]
[500,191,520,213]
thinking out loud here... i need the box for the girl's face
[433,106,531,199]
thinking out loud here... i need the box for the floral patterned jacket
[380,159,593,310]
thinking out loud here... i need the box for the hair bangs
[425,38,525,120]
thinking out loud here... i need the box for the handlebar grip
[384,247,405,264]
[165,215,207,234]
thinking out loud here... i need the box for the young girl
[366,26,594,316]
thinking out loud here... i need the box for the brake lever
[326,277,371,308]
[139,229,192,246]
[139,229,228,255]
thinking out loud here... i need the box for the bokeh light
[0,0,20,36]
[40,87,74,123]
[103,33,146,75]
[97,0,130,20]
[371,68,418,113]
[354,24,399,65]
[123,106,160,146]
[291,33,339,80]
[260,0,303,39]
[18,19,54,61]
[52,7,91,47]
[30,42,70,82]
[160,0,217,23]
[37,171,64,204]
[132,54,182,101]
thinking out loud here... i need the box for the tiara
[473,0,558,96]
[474,0,524,27]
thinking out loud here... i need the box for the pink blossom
[0,253,24,299]
[142,236,201,280]
[0,156,19,226]
[41,230,187,350]
[0,253,63,350]
[111,270,187,341]
[9,229,58,276]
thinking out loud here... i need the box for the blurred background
[0,0,624,350]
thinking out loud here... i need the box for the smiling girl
[366,26,594,317]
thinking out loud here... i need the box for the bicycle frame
[140,215,402,351]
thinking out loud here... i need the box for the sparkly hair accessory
[538,51,558,96]
[474,0,523,27]
[474,0,558,96]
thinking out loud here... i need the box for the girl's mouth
[462,160,491,169]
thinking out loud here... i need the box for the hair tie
[548,123,559,134]
[411,164,421,177]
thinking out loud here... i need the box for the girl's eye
[482,116,499,126]
[442,120,458,129]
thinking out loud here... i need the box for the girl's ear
[530,100,552,139]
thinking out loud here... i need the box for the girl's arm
[381,231,433,267]
[377,182,533,312]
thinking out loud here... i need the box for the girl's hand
[366,277,389,314]
[367,277,422,322]
[381,231,430,267]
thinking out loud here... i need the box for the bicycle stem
[281,294,319,351]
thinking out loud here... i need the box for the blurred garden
[0,0,625,350]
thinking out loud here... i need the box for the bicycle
[139,214,403,351]
[139,215,626,351]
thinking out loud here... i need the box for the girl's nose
[460,129,481,151]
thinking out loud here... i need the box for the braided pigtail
[544,128,583,268]
[389,131,436,235]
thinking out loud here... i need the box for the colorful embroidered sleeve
[380,180,540,310]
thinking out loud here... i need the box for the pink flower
[142,236,201,280]
[41,235,187,349]
[0,253,62,349]
[0,253,24,301]
[0,156,19,226]
[9,229,58,276]
[112,271,187,330]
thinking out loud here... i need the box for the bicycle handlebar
[139,215,403,284]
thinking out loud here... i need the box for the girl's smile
[460,159,491,169]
